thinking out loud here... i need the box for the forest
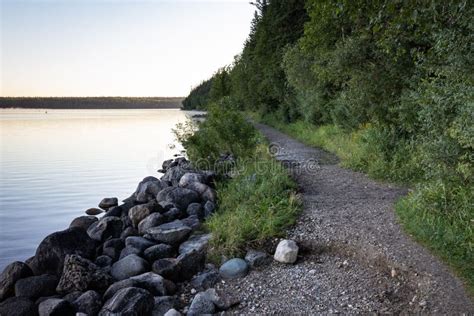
[183,0,473,288]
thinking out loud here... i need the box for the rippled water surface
[0,108,191,269]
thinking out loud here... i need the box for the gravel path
[216,123,473,314]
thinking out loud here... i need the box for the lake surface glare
[0,109,191,269]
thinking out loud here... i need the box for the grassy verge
[254,113,473,294]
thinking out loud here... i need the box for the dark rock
[143,244,174,262]
[30,227,96,276]
[203,201,216,218]
[152,296,177,316]
[201,288,239,310]
[56,255,112,294]
[125,236,155,254]
[95,255,113,268]
[38,298,74,316]
[85,208,103,216]
[162,208,185,222]
[163,308,181,316]
[110,255,149,280]
[129,204,152,228]
[160,166,189,186]
[138,213,165,235]
[103,272,167,300]
[156,187,200,211]
[161,159,173,172]
[102,238,124,261]
[102,206,122,218]
[181,215,201,230]
[145,220,192,245]
[151,259,180,281]
[72,290,102,316]
[188,292,215,315]
[219,258,249,280]
[178,234,211,255]
[0,261,33,301]
[118,246,141,260]
[158,201,176,212]
[190,269,219,291]
[186,203,203,218]
[61,291,82,303]
[69,216,98,231]
[185,182,216,203]
[87,217,122,242]
[245,249,271,268]
[14,274,58,299]
[178,173,206,187]
[0,296,37,316]
[99,287,154,316]
[98,198,118,210]
[176,250,206,281]
[120,226,137,240]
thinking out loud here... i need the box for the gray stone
[190,269,219,290]
[179,234,211,255]
[85,208,103,216]
[0,296,36,316]
[38,298,74,316]
[61,291,83,303]
[160,166,189,186]
[163,308,181,316]
[186,203,203,218]
[158,201,176,212]
[162,208,185,222]
[188,292,215,315]
[201,288,239,310]
[145,220,192,245]
[69,216,98,231]
[144,244,174,262]
[56,255,112,294]
[245,249,271,268]
[138,213,165,235]
[98,197,118,210]
[129,204,152,228]
[102,206,123,218]
[176,250,206,281]
[151,259,180,281]
[30,227,96,276]
[14,274,58,299]
[125,236,155,253]
[274,239,298,264]
[203,201,216,218]
[72,290,102,316]
[152,296,177,316]
[102,238,124,261]
[120,226,137,240]
[118,246,141,260]
[0,261,33,301]
[99,287,154,316]
[95,255,113,267]
[219,258,249,280]
[181,215,201,230]
[178,173,206,187]
[156,187,200,211]
[87,216,123,242]
[110,254,149,280]
[184,182,217,203]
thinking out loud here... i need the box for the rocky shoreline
[0,156,298,316]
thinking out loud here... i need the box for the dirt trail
[218,123,473,314]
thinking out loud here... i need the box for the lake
[0,108,192,270]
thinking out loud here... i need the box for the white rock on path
[274,239,298,264]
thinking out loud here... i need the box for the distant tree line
[0,97,183,109]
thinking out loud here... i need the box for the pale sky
[0,0,254,97]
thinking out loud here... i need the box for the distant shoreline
[0,97,184,109]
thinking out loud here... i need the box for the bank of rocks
[0,157,294,315]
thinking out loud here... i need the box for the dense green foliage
[185,0,473,289]
[175,106,299,258]
[181,78,213,110]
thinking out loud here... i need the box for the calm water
[0,108,192,270]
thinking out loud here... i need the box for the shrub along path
[217,123,473,314]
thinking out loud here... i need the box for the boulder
[102,206,123,218]
[110,254,149,280]
[203,201,216,218]
[184,182,216,203]
[201,288,239,310]
[98,198,118,210]
[61,291,83,303]
[187,292,215,315]
[156,187,200,211]
[118,246,141,260]
[30,227,96,276]
[72,290,102,316]
[69,216,98,231]
[144,244,174,262]
[145,220,191,245]
[160,166,189,186]
[178,234,211,255]
[0,296,37,316]
[158,201,176,212]
[102,238,124,261]
[152,296,177,316]
[178,173,206,187]
[219,258,249,280]
[56,255,112,294]
[0,261,33,301]
[120,226,138,240]
[152,259,180,281]
[129,205,152,228]
[85,208,103,216]
[98,272,168,300]
[14,274,58,298]
[87,216,123,242]
[125,236,155,254]
[181,215,201,230]
[164,308,181,316]
[176,250,206,281]
[138,213,165,235]
[186,203,203,218]
[274,239,298,264]
[99,287,154,316]
[190,269,219,291]
[245,249,271,268]
[38,298,74,316]
[162,208,185,222]
[95,255,113,268]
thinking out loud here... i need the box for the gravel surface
[215,123,473,314]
